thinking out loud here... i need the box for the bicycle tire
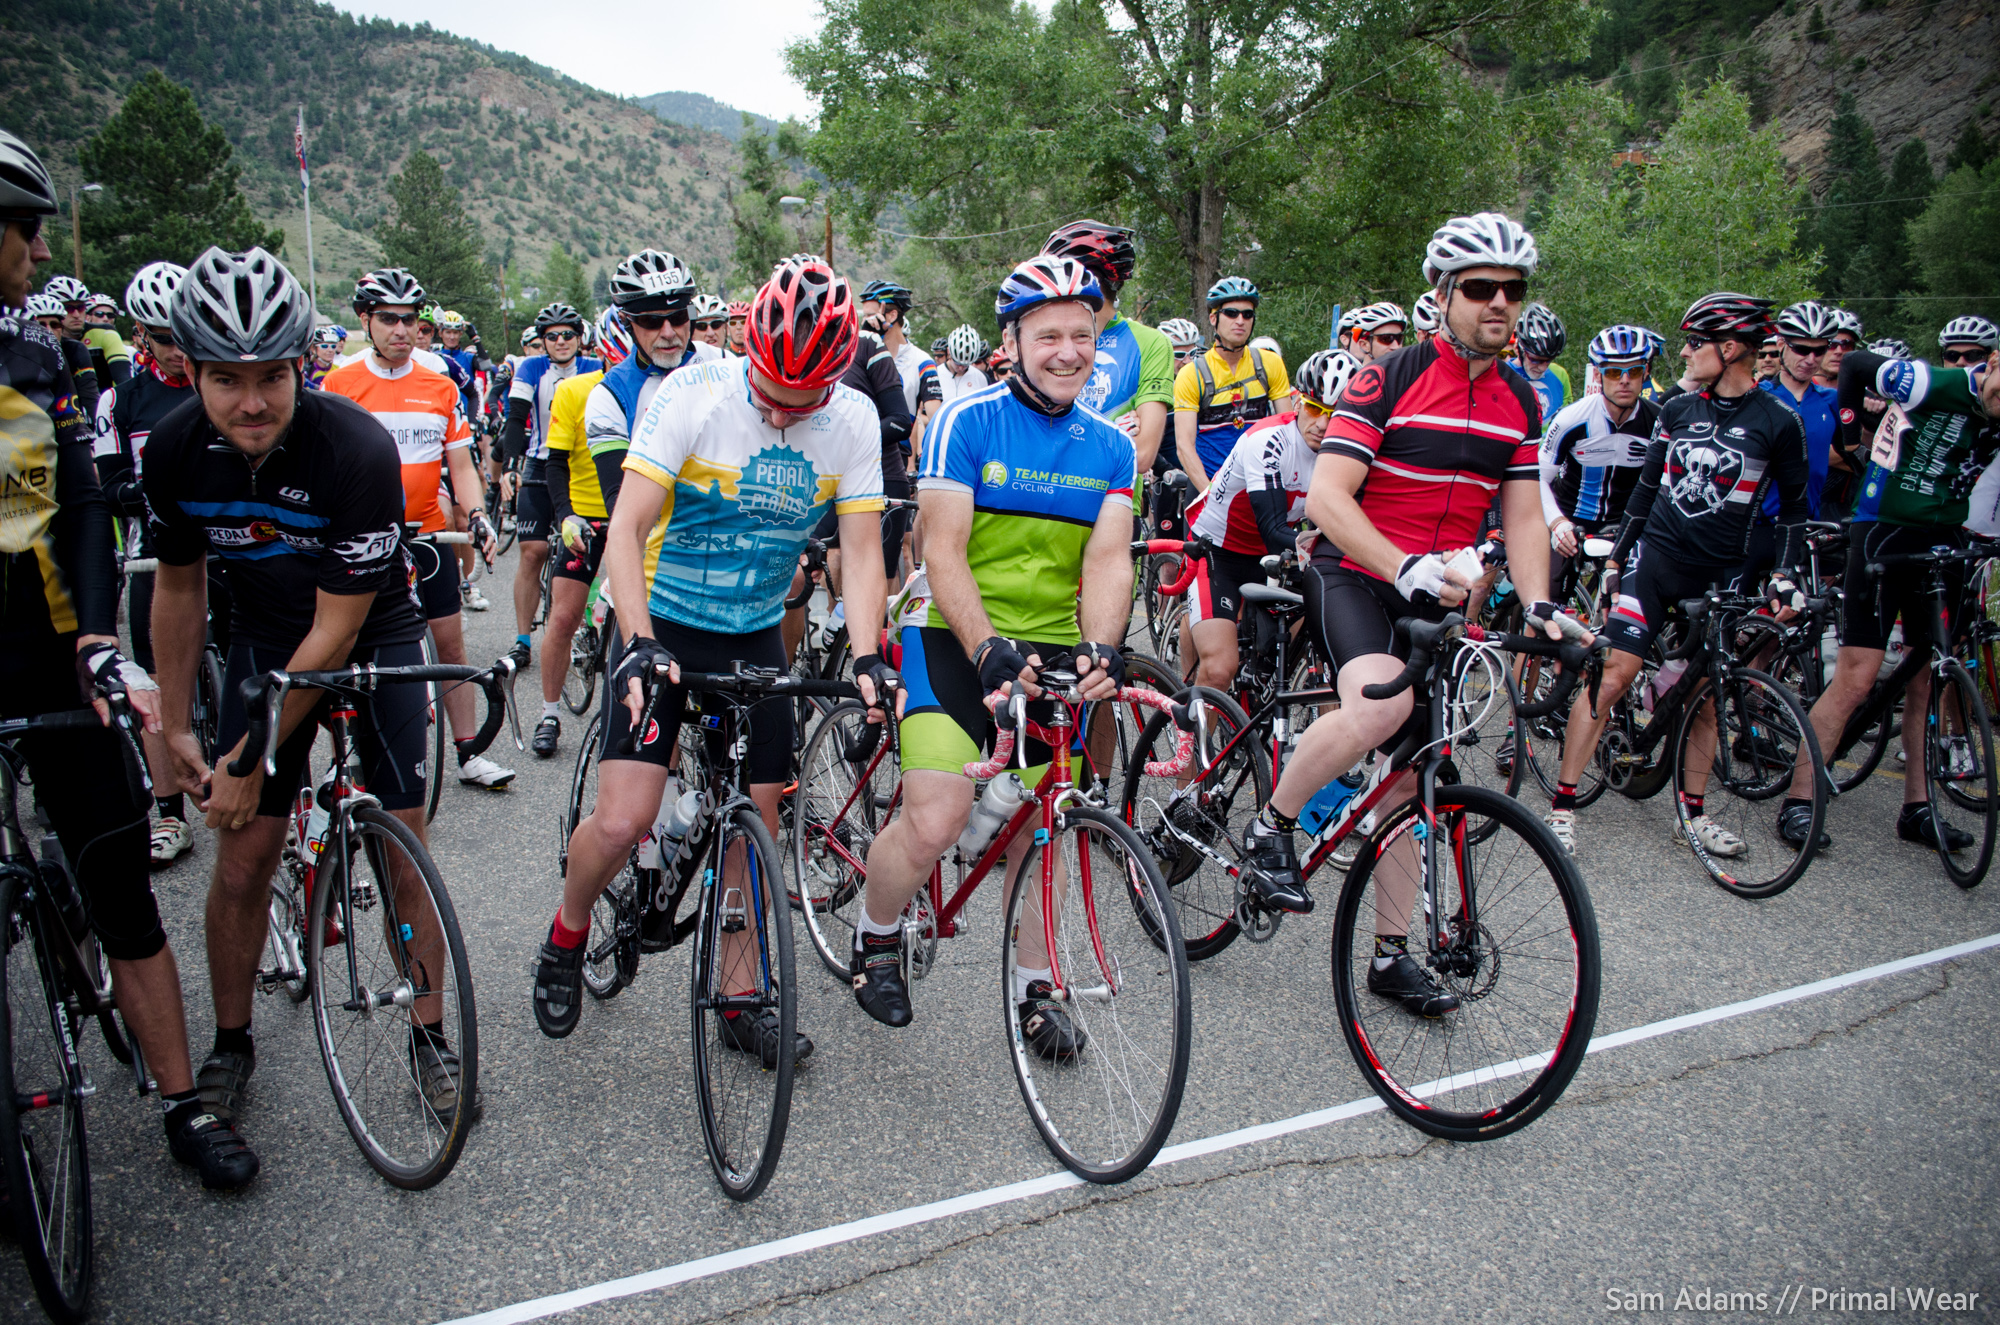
[564,711,638,998]
[420,632,446,825]
[1330,784,1600,1141]
[194,645,225,766]
[1119,687,1267,961]
[561,623,600,716]
[1001,806,1191,1183]
[1673,667,1825,899]
[0,873,93,1322]
[264,876,311,1004]
[310,806,478,1189]
[1924,657,1995,889]
[690,805,796,1201]
[83,934,137,1061]
[1144,552,1184,655]
[789,701,888,981]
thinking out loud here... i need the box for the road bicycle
[235,658,520,1188]
[549,519,613,717]
[790,664,1193,1183]
[118,555,226,765]
[565,661,855,1200]
[0,700,157,1323]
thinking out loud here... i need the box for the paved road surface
[4,554,1994,1324]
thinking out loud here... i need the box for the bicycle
[550,520,613,717]
[566,660,856,1200]
[484,454,520,556]
[233,658,520,1188]
[1133,611,1604,1139]
[790,663,1193,1183]
[117,556,226,765]
[0,700,157,1324]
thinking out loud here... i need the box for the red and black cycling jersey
[1322,338,1542,575]
[1609,385,1810,574]
[142,388,425,653]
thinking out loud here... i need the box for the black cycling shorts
[217,638,433,816]
[1300,558,1447,756]
[551,522,606,586]
[410,539,462,620]
[516,462,553,544]
[1603,539,1726,659]
[1187,547,1265,628]
[0,647,162,961]
[897,626,1071,777]
[597,617,792,784]
[1841,522,1966,652]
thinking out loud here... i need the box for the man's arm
[1078,501,1136,647]
[835,507,888,658]
[499,396,532,462]
[547,445,575,527]
[1307,453,1403,582]
[605,469,669,646]
[1131,400,1168,474]
[1500,477,1554,606]
[446,444,484,520]
[1176,413,1209,490]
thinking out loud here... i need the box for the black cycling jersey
[143,388,425,653]
[54,334,99,423]
[92,360,194,542]
[1611,384,1810,574]
[845,330,916,487]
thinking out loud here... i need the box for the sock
[542,700,562,720]
[1551,782,1578,813]
[1374,933,1408,971]
[857,910,901,940]
[155,793,185,821]
[1256,804,1298,835]
[456,737,477,767]
[414,1018,449,1049]
[516,633,532,650]
[550,908,589,949]
[212,1023,252,1059]
[1679,792,1703,817]
[1013,963,1052,1002]
[161,1087,201,1136]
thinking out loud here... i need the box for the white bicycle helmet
[1158,317,1203,351]
[1411,291,1441,334]
[42,274,88,305]
[1249,334,1283,360]
[690,293,728,322]
[609,249,694,313]
[124,261,188,328]
[1774,300,1836,341]
[1293,348,1362,408]
[1825,306,1863,340]
[1349,301,1407,336]
[947,323,987,365]
[1422,212,1539,287]
[1866,337,1913,360]
[22,292,63,321]
[1939,315,1998,350]
[171,246,316,363]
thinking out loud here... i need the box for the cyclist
[1244,213,1577,1016]
[148,245,481,1139]
[689,293,728,349]
[27,286,100,420]
[1940,315,1998,369]
[1739,301,1839,581]
[1180,348,1360,691]
[0,135,253,1191]
[847,254,1135,1050]
[725,299,750,356]
[1817,307,1861,388]
[305,324,340,388]
[1512,302,1570,419]
[1157,316,1204,474]
[1041,220,1175,471]
[533,249,716,757]
[1548,294,1810,855]
[1175,276,1291,491]
[324,269,512,790]
[80,289,132,387]
[1539,325,1660,595]
[1777,334,1999,852]
[500,301,600,670]
[1756,335,1782,381]
[1410,291,1440,346]
[938,323,989,404]
[531,257,889,1058]
[1340,301,1407,364]
[435,310,488,610]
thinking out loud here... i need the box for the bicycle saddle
[1241,582,1304,610]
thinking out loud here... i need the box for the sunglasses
[694,319,726,331]
[1215,307,1256,320]
[1782,339,1829,357]
[1943,348,1990,366]
[628,310,690,331]
[143,325,176,348]
[1757,348,1781,358]
[1601,365,1649,381]
[1371,331,1405,347]
[1457,277,1528,304]
[6,215,43,242]
[542,329,579,343]
[1684,334,1717,351]
[371,311,421,326]
[747,372,832,421]
[1830,335,1858,349]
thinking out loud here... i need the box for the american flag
[293,112,309,189]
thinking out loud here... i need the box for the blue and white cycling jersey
[1758,376,1836,518]
[624,357,885,634]
[510,353,602,460]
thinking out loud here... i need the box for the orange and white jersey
[322,353,471,533]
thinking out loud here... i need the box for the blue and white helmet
[1206,275,1260,308]
[596,304,633,365]
[1587,324,1653,367]
[995,255,1103,330]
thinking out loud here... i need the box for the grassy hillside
[636,92,780,143]
[1,0,746,291]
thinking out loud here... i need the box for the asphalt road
[4,553,1994,1325]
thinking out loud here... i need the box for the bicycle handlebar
[0,694,154,805]
[228,657,522,779]
[1132,538,1209,596]
[1356,615,1598,720]
[784,538,831,609]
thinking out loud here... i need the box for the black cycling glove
[1076,641,1126,688]
[974,636,1035,693]
[77,641,156,705]
[852,653,899,710]
[611,635,675,696]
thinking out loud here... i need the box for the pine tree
[376,150,495,330]
[75,70,284,307]
[1944,120,1992,173]
[1814,93,1887,299]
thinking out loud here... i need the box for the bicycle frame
[1831,552,1978,762]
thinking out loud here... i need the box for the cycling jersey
[1844,352,1996,529]
[1537,391,1658,526]
[1175,344,1291,478]
[1758,375,1837,517]
[1516,360,1569,421]
[321,354,473,534]
[440,344,478,421]
[845,331,916,483]
[547,369,608,518]
[1187,412,1313,556]
[55,334,98,423]
[509,353,603,462]
[143,389,425,652]
[581,341,721,516]
[92,358,193,534]
[1610,384,1810,574]
[937,363,989,405]
[891,341,943,418]
[1080,313,1174,421]
[302,359,332,390]
[1322,339,1541,575]
[0,314,115,646]
[623,356,885,634]
[916,379,1137,642]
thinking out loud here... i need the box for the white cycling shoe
[150,816,193,865]
[1542,808,1575,855]
[1686,813,1746,857]
[457,755,517,789]
[462,583,491,611]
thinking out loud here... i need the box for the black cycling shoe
[1898,803,1974,852]
[195,1048,254,1125]
[532,931,585,1038]
[507,639,533,673]
[1776,803,1831,851]
[1239,820,1314,913]
[1493,731,1516,776]
[532,714,560,758]
[851,929,912,1028]
[168,1111,261,1191]
[1366,953,1461,1017]
[716,1008,813,1069]
[411,1034,485,1124]
[1017,980,1088,1061]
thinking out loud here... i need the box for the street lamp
[779,195,833,267]
[71,182,102,283]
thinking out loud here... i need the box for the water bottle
[956,773,1028,861]
[1649,658,1689,708]
[820,601,847,649]
[1298,768,1365,836]
[636,776,693,870]
[303,772,334,861]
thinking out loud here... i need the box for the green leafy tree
[1812,93,1888,301]
[727,117,816,292]
[72,69,282,308]
[1538,79,1817,379]
[1902,159,2000,330]
[538,244,594,319]
[375,149,496,329]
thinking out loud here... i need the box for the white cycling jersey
[1186,413,1313,556]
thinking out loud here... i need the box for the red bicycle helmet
[1042,219,1137,290]
[1681,292,1777,342]
[746,257,858,392]
[727,300,751,318]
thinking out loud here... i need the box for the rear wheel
[561,624,600,716]
[1924,658,1995,889]
[789,701,893,981]
[564,712,638,998]
[1673,668,1824,899]
[420,631,446,824]
[194,645,225,766]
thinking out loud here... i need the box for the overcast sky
[325,0,828,122]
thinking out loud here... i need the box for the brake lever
[498,655,525,751]
[260,673,291,778]
[1010,688,1028,770]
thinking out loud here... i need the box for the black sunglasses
[1942,347,1990,366]
[371,310,421,326]
[1782,339,1829,357]
[628,310,690,330]
[1371,331,1405,346]
[143,325,176,348]
[542,329,579,343]
[1457,277,1528,303]
[1215,306,1256,320]
[5,215,43,242]
[694,319,726,331]
[1684,333,1717,351]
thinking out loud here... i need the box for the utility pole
[70,183,101,281]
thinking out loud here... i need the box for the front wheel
[420,631,447,825]
[1924,657,1995,889]
[1673,668,1824,899]
[565,711,638,998]
[789,701,895,981]
[1331,785,1600,1141]
[1002,807,1191,1183]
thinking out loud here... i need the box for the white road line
[437,931,2000,1325]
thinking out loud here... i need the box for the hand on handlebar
[470,510,498,564]
[1766,573,1806,623]
[975,636,1042,701]
[1524,600,1597,647]
[614,636,678,732]
[852,654,900,724]
[1550,518,1579,557]
[1074,642,1124,701]
[77,640,163,733]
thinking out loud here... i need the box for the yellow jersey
[546,369,608,518]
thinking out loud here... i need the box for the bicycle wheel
[1086,651,1186,796]
[690,806,796,1201]
[264,876,311,1004]
[0,874,93,1322]
[790,701,892,981]
[309,807,478,1189]
[1673,668,1824,899]
[420,632,446,825]
[1924,657,1995,889]
[493,489,519,554]
[1001,806,1190,1183]
[1119,687,1267,961]
[561,625,599,716]
[1445,641,1529,808]
[1144,552,1183,655]
[563,712,638,998]
[1331,785,1600,1141]
[194,645,225,766]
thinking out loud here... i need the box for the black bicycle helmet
[1515,303,1566,359]
[1680,292,1777,344]
[533,302,585,335]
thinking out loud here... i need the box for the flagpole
[296,107,319,316]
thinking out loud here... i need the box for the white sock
[542,700,561,719]
[1013,963,1051,1001]
[857,910,901,939]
